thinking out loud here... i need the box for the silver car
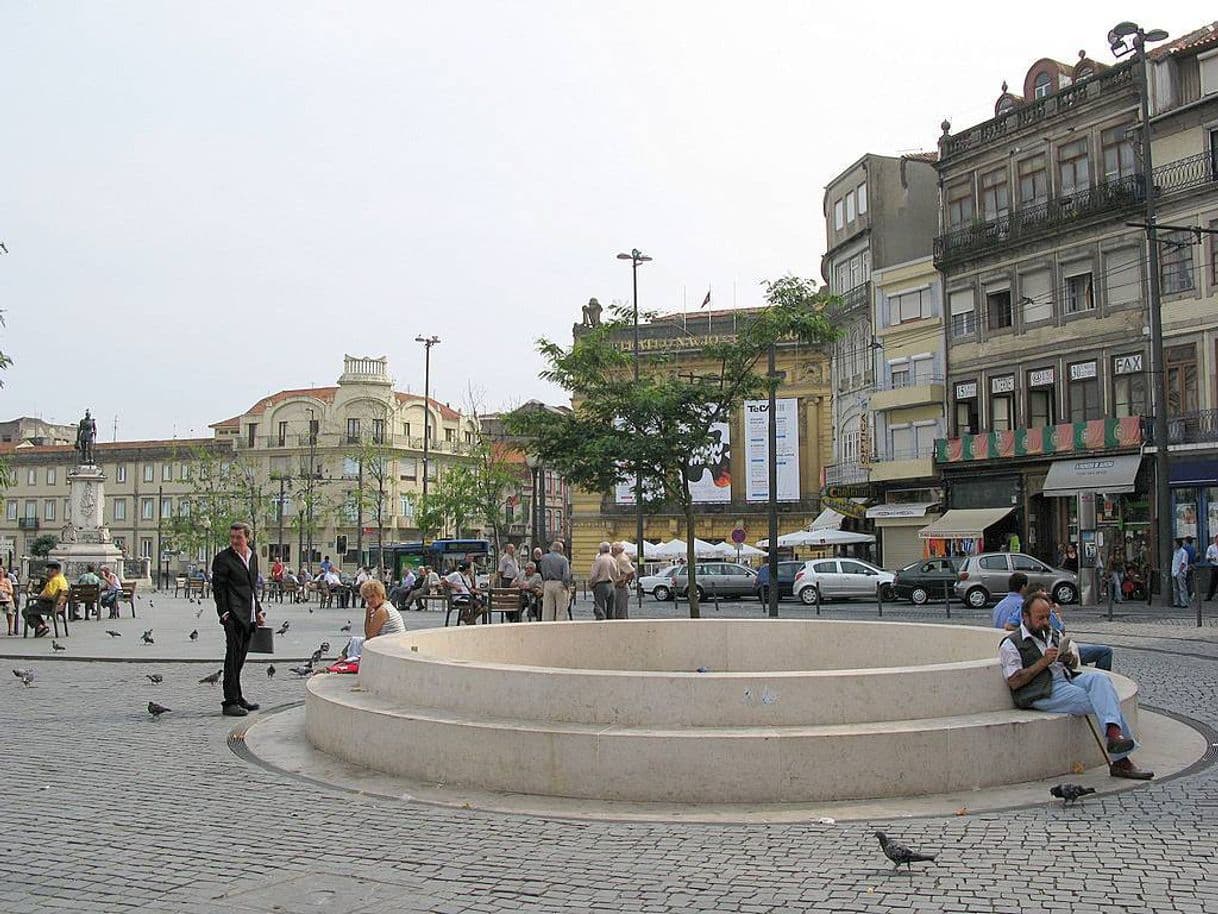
[672,562,758,600]
[953,552,1079,608]
[792,558,896,604]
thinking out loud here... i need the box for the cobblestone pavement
[2,595,1218,912]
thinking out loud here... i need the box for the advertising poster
[614,422,732,504]
[744,398,800,502]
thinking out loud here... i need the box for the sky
[1,2,1213,440]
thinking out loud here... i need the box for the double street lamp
[617,248,652,607]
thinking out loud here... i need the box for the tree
[344,431,395,572]
[431,463,480,538]
[508,276,839,617]
[167,446,242,560]
[31,534,58,557]
[463,391,526,554]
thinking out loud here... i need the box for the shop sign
[1029,368,1055,387]
[955,381,977,399]
[1069,361,1097,381]
[990,375,1015,394]
[821,495,868,519]
[1113,353,1143,375]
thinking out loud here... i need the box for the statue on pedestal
[75,410,97,465]
[581,297,603,328]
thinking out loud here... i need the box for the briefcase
[249,625,275,654]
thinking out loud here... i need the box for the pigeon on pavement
[149,601,155,609]
[105,630,122,637]
[339,622,351,633]
[189,630,199,641]
[52,640,66,652]
[145,674,163,684]
[20,671,35,687]
[12,668,32,679]
[141,630,155,645]
[289,664,314,678]
[147,701,171,718]
[875,832,937,871]
[1050,784,1097,806]
[267,665,276,678]
[309,648,324,665]
[276,621,290,635]
[195,606,204,619]
[198,669,222,685]
[319,641,330,653]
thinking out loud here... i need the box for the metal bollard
[814,582,821,616]
[1107,574,1114,622]
[713,588,720,613]
[1147,567,1154,607]
[1197,575,1203,628]
[876,583,884,618]
[944,581,952,619]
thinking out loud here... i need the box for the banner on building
[744,399,800,502]
[613,422,731,505]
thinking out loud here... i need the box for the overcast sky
[2,2,1212,439]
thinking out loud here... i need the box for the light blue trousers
[1030,671,1135,761]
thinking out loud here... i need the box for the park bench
[23,580,69,638]
[68,583,100,621]
[119,581,138,617]
[486,587,524,623]
[172,576,188,597]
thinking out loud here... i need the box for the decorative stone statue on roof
[581,297,603,328]
[75,409,97,465]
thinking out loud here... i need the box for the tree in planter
[30,534,58,557]
[508,275,839,617]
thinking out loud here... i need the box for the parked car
[892,557,962,605]
[792,558,896,604]
[639,566,680,601]
[953,552,1079,608]
[671,562,758,600]
[753,560,805,603]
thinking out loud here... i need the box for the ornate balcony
[1144,410,1218,447]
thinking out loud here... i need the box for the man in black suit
[213,521,265,717]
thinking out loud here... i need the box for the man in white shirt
[498,544,520,588]
[999,592,1152,780]
[1205,534,1218,602]
[1171,538,1190,608]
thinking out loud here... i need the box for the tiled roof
[210,387,462,429]
[394,392,461,421]
[1151,22,1218,59]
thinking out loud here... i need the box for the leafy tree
[344,438,395,572]
[31,534,58,557]
[509,275,839,617]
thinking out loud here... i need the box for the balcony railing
[1154,151,1217,197]
[828,281,871,317]
[872,373,944,392]
[871,444,938,463]
[934,174,1144,267]
[941,62,1135,160]
[236,432,469,454]
[825,462,870,486]
[1144,410,1218,447]
[17,517,39,530]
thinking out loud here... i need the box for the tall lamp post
[616,247,652,606]
[524,453,541,551]
[1109,21,1171,602]
[766,344,781,618]
[415,335,441,541]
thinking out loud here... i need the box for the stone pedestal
[49,464,123,579]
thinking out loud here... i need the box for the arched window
[1034,72,1052,99]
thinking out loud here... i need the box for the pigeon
[276,621,290,635]
[51,640,66,652]
[339,622,352,633]
[189,630,199,642]
[195,606,204,619]
[266,665,276,679]
[147,701,171,718]
[319,641,330,653]
[20,671,35,688]
[141,629,155,645]
[307,606,314,614]
[309,648,324,665]
[1051,784,1097,806]
[105,630,122,638]
[875,832,937,871]
[149,601,155,609]
[145,674,163,684]
[198,669,222,685]
[13,668,33,679]
[289,664,314,678]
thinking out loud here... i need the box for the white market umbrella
[787,528,875,547]
[654,537,718,559]
[710,541,767,559]
[619,540,663,560]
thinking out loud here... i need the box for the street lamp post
[524,453,541,551]
[1110,21,1172,603]
[415,335,441,542]
[617,247,652,605]
[767,344,780,618]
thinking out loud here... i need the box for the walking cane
[1083,715,1112,767]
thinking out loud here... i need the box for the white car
[792,558,896,604]
[638,566,680,601]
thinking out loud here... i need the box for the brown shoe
[1110,759,1154,780]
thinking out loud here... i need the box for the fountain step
[306,673,1137,804]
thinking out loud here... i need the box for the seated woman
[99,566,122,619]
[345,580,406,662]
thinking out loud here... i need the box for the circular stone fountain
[303,619,1144,806]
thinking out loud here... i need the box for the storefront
[918,506,1016,557]
[1169,455,1218,547]
[866,502,939,568]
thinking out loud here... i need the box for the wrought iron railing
[1153,152,1217,196]
[934,174,1144,266]
[825,462,871,486]
[1144,410,1218,446]
[871,444,938,463]
[828,281,871,317]
[873,373,944,392]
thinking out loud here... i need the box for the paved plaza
[2,591,1217,913]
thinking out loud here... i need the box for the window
[834,199,844,230]
[1027,369,1057,427]
[1105,247,1141,308]
[116,464,127,483]
[1210,219,1218,286]
[140,537,153,559]
[1064,271,1095,313]
[1033,71,1052,99]
[980,168,1009,220]
[23,500,36,519]
[1166,344,1199,414]
[1058,139,1090,196]
[1101,125,1136,180]
[162,463,172,481]
[954,382,979,435]
[342,495,359,524]
[1018,268,1052,323]
[1012,555,1050,573]
[990,376,1015,430]
[911,356,936,385]
[979,554,1008,571]
[246,424,257,448]
[890,424,913,458]
[401,457,418,480]
[403,422,411,438]
[949,289,975,338]
[346,418,361,443]
[342,457,360,478]
[888,287,931,324]
[1068,361,1101,422]
[986,289,1013,330]
[464,431,473,444]
[141,497,155,521]
[889,362,910,388]
[857,182,867,214]
[181,463,191,480]
[946,180,974,228]
[47,467,56,485]
[308,418,320,442]
[143,464,154,483]
[179,499,191,517]
[277,421,288,447]
[845,190,856,223]
[113,498,127,521]
[400,495,415,519]
[445,428,455,442]
[4,501,15,521]
[1018,155,1048,204]
[1113,355,1148,418]
[1160,229,1196,294]
[372,418,385,444]
[160,497,173,518]
[44,499,56,521]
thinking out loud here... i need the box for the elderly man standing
[588,542,616,621]
[498,543,520,588]
[611,542,634,620]
[999,592,1152,780]
[539,541,572,621]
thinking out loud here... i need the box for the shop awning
[865,502,937,521]
[918,507,1014,540]
[810,508,846,530]
[1169,457,1218,486]
[1041,454,1142,498]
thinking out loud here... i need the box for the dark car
[892,557,962,605]
[753,561,805,603]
